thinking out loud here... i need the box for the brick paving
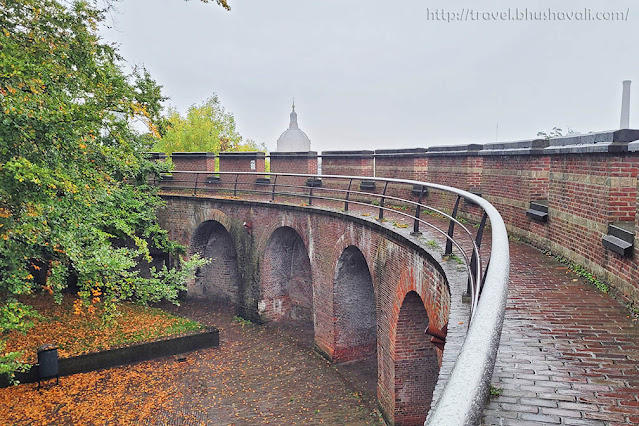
[483,241,639,426]
[152,300,385,425]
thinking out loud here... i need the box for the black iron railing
[154,170,510,425]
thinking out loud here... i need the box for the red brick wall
[218,151,266,191]
[393,291,440,426]
[170,152,216,187]
[375,150,428,203]
[236,143,639,308]
[320,151,374,197]
[270,152,318,196]
[332,245,376,362]
[157,196,450,424]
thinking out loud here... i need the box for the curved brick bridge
[158,195,452,425]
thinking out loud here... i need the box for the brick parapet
[270,151,319,191]
[169,152,216,186]
[307,130,639,306]
[218,151,266,187]
[171,152,216,172]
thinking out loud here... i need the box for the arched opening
[260,227,313,329]
[190,220,241,303]
[394,291,439,425]
[333,245,376,361]
[332,245,378,407]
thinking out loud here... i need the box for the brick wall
[269,151,318,197]
[218,151,266,190]
[375,149,429,203]
[393,291,440,426]
[189,220,241,302]
[320,151,375,198]
[150,129,639,306]
[170,152,216,187]
[332,245,376,362]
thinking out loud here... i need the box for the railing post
[379,181,389,220]
[444,195,462,255]
[344,178,353,212]
[308,181,314,206]
[271,175,278,202]
[412,186,426,235]
[233,174,239,197]
[193,173,199,196]
[464,212,488,301]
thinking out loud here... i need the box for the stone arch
[333,245,377,362]
[259,226,313,324]
[189,220,241,303]
[393,291,440,426]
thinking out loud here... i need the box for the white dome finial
[289,100,299,130]
[277,100,311,152]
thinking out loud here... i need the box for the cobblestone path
[483,241,639,425]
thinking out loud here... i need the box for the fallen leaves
[2,293,202,364]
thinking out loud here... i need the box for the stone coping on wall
[218,151,266,158]
[147,129,639,165]
[426,129,639,157]
[320,150,374,159]
[171,152,217,158]
[0,327,219,388]
[270,151,318,158]
[374,148,429,158]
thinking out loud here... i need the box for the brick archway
[259,226,314,325]
[189,220,241,303]
[332,245,377,362]
[393,291,440,426]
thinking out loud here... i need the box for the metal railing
[153,170,510,425]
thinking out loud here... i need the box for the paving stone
[483,241,639,425]
[519,412,562,423]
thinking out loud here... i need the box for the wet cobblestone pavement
[483,242,639,426]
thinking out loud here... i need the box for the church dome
[276,101,311,152]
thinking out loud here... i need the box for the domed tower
[276,101,311,152]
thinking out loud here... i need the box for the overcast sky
[102,0,638,152]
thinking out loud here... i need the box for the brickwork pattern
[260,226,313,323]
[333,245,376,362]
[189,220,241,303]
[394,291,440,426]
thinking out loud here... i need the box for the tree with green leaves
[154,95,265,155]
[0,0,208,380]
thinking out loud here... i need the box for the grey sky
[102,0,638,152]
